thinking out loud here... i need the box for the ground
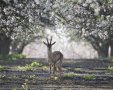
[0,58,113,90]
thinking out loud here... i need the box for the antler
[50,36,52,44]
[50,36,56,45]
[43,36,56,46]
[43,37,49,45]
[46,37,49,44]
[43,41,47,45]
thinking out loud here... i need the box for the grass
[17,61,44,71]
[0,54,26,61]
[107,66,113,73]
[83,75,96,80]
[64,72,96,80]
[42,65,49,70]
[50,76,59,80]
[64,72,80,78]
[29,75,37,79]
[17,64,33,71]
[30,61,42,67]
[22,79,29,90]
[9,53,26,60]
[0,65,6,71]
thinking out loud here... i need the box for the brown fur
[43,37,63,75]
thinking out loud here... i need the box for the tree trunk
[111,45,113,57]
[91,42,109,58]
[0,36,11,55]
[96,43,110,58]
[108,42,113,57]
[97,49,108,57]
[10,41,26,54]
[16,43,25,54]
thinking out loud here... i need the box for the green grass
[9,53,26,60]
[107,66,113,73]
[83,75,96,80]
[0,54,26,61]
[64,72,80,78]
[0,65,6,71]
[30,61,42,67]
[22,79,29,90]
[17,64,33,71]
[17,61,43,71]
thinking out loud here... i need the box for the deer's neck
[47,48,52,61]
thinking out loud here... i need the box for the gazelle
[43,37,63,75]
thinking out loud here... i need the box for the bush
[9,53,26,60]
[0,54,26,61]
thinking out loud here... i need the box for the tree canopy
[0,0,55,54]
[0,0,113,57]
[53,0,113,57]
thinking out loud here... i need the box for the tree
[10,25,45,54]
[0,0,54,54]
[52,0,113,57]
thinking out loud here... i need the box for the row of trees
[0,0,54,54]
[0,0,113,57]
[54,0,113,57]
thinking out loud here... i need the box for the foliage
[17,61,43,71]
[0,54,26,61]
[107,66,113,73]
[22,79,29,90]
[0,0,54,54]
[50,76,59,80]
[64,72,78,78]
[17,64,33,71]
[42,65,49,70]
[30,61,42,67]
[9,53,26,60]
[83,75,96,80]
[0,65,5,71]
[12,88,17,90]
[0,0,113,56]
[29,75,37,80]
[52,0,113,57]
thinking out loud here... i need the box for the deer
[43,37,63,75]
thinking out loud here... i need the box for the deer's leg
[57,66,62,78]
[53,64,57,74]
[57,60,62,77]
[58,66,62,73]
[49,63,52,74]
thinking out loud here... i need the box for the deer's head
[43,36,56,49]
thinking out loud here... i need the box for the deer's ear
[51,41,56,45]
[43,41,47,45]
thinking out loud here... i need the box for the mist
[23,29,98,59]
